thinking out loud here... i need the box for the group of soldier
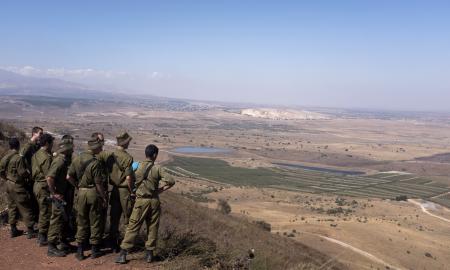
[0,127,175,264]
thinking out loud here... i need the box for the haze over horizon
[1,1,450,111]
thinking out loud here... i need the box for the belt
[112,185,129,189]
[138,194,159,199]
[79,187,95,190]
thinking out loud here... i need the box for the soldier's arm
[158,167,175,193]
[92,162,108,206]
[66,160,78,188]
[0,156,7,180]
[124,156,135,193]
[97,150,113,164]
[46,160,63,199]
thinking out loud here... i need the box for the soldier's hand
[52,193,64,201]
[101,198,108,208]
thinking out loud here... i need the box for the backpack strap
[135,162,154,190]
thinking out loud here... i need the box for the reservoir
[173,146,231,154]
[273,162,365,175]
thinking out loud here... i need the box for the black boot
[115,249,127,264]
[48,243,66,257]
[38,233,48,246]
[75,243,85,261]
[10,224,23,238]
[110,238,120,253]
[26,226,37,239]
[60,241,77,254]
[91,245,103,259]
[145,250,154,263]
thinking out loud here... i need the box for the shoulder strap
[136,162,154,190]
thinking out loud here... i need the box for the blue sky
[1,1,450,110]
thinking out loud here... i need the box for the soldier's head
[145,144,159,161]
[116,132,132,149]
[9,137,20,150]
[56,140,74,156]
[91,132,105,144]
[61,134,74,144]
[39,133,54,150]
[88,137,103,154]
[31,126,43,143]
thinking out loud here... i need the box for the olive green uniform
[68,151,106,245]
[108,149,134,239]
[32,148,53,235]
[19,141,40,221]
[0,150,35,227]
[47,154,71,244]
[95,150,111,238]
[120,161,174,251]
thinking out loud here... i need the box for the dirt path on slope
[409,199,450,223]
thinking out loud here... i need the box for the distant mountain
[0,69,112,99]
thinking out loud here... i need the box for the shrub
[254,220,271,232]
[217,199,231,215]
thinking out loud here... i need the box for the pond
[173,146,231,154]
[273,162,365,175]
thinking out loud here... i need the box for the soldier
[20,126,43,222]
[108,132,135,251]
[67,136,108,261]
[32,133,54,246]
[90,132,110,245]
[46,139,74,257]
[0,138,36,238]
[116,144,175,264]
[60,134,76,242]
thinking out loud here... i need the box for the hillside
[0,123,345,270]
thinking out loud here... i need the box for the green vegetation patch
[169,156,450,205]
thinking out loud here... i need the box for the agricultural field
[168,156,450,203]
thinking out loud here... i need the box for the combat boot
[60,241,77,253]
[75,243,85,261]
[91,245,103,259]
[10,224,23,238]
[110,237,120,253]
[26,226,37,239]
[115,249,127,264]
[48,243,66,257]
[38,233,48,246]
[145,250,154,263]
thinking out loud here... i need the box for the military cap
[88,138,103,150]
[61,134,74,144]
[57,141,74,153]
[116,132,132,146]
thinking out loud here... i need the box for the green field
[168,156,450,204]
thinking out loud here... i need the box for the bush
[254,220,271,232]
[217,199,231,215]
[395,195,408,201]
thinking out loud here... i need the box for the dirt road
[409,199,450,223]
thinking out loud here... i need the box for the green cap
[116,132,132,146]
[88,138,103,150]
[57,141,74,153]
